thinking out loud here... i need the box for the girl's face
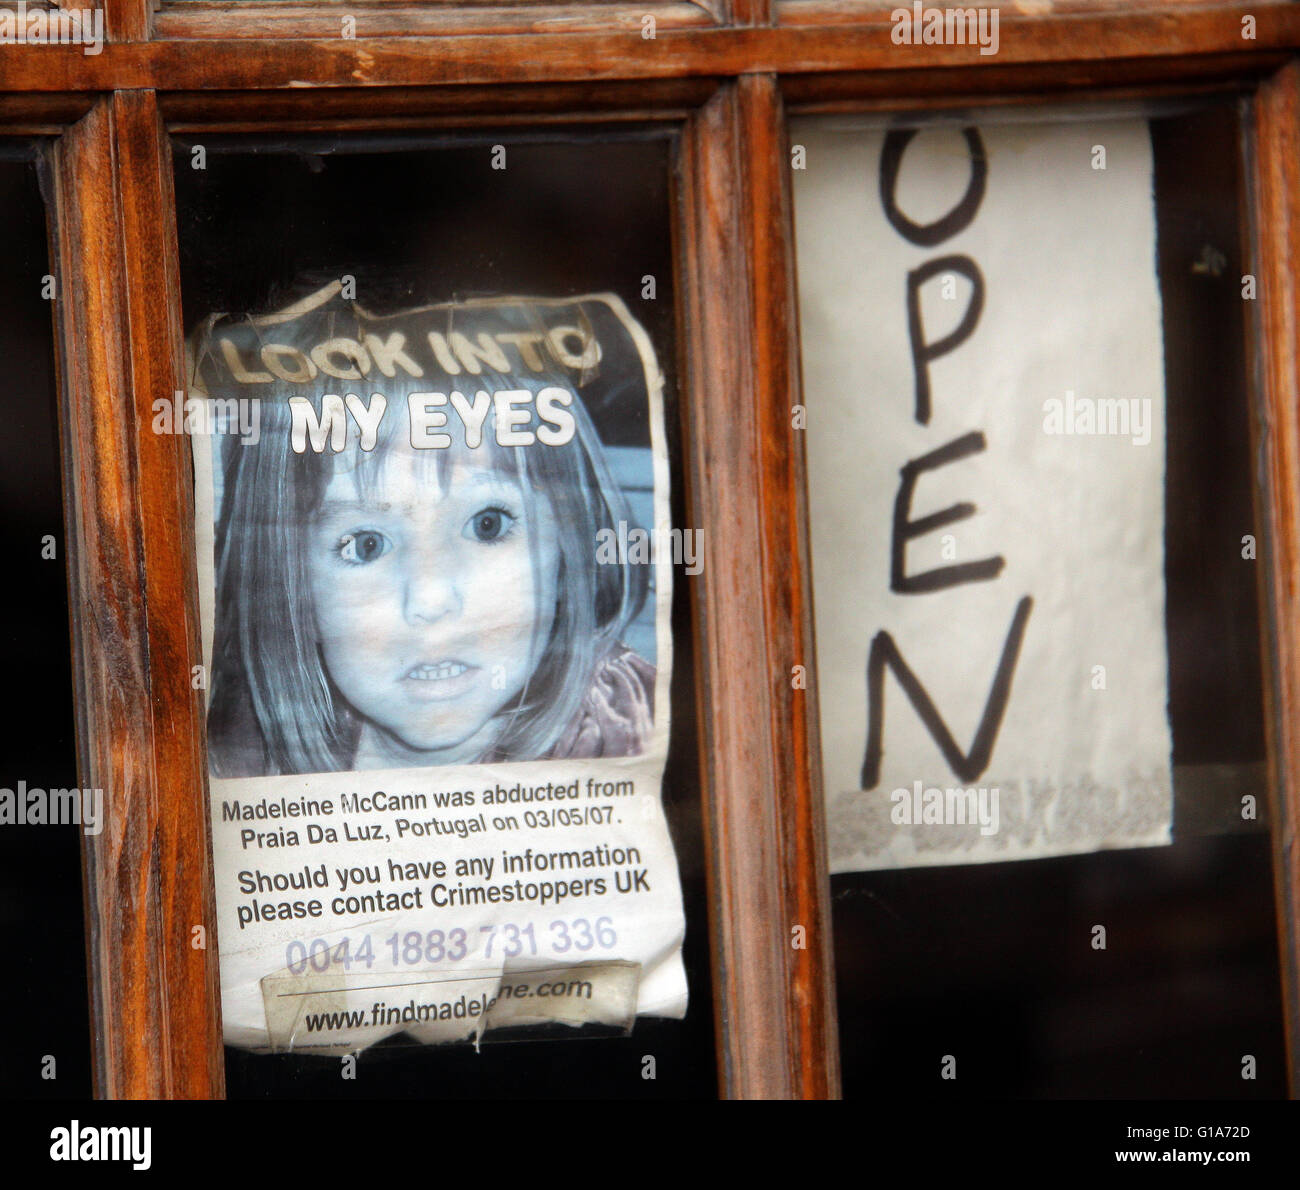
[306,443,560,766]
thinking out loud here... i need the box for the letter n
[861,596,1033,788]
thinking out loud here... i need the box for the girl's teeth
[409,662,468,681]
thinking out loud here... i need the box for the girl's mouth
[405,661,470,681]
[400,660,479,703]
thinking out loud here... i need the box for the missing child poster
[188,282,687,1052]
[794,118,1175,872]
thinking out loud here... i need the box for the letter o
[880,127,988,247]
[310,337,371,380]
[546,326,601,370]
[261,344,318,383]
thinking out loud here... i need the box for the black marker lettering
[860,596,1033,789]
[879,127,988,247]
[892,430,1003,593]
[906,255,984,425]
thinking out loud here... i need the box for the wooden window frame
[2,0,1295,1099]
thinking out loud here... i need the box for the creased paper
[793,118,1174,872]
[189,286,688,1050]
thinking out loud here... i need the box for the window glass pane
[792,100,1285,1096]
[0,147,92,1098]
[174,129,716,1098]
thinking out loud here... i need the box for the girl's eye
[338,531,389,564]
[464,506,516,544]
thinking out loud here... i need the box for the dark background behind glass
[826,102,1287,1098]
[174,130,717,1098]
[0,150,92,1099]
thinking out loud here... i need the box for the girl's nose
[402,557,461,625]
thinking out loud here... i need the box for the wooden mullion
[736,72,839,1097]
[51,92,222,1100]
[680,84,790,1098]
[153,2,717,40]
[730,0,774,28]
[0,94,95,133]
[681,79,836,1098]
[111,88,222,1097]
[53,96,155,1100]
[157,78,717,127]
[106,0,152,42]
[780,53,1286,109]
[775,0,1295,23]
[1251,57,1300,1096]
[0,6,1297,94]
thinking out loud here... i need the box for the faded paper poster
[793,118,1174,872]
[188,282,686,1052]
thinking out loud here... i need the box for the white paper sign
[793,118,1174,872]
[187,285,687,1051]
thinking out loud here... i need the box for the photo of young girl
[192,285,666,778]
